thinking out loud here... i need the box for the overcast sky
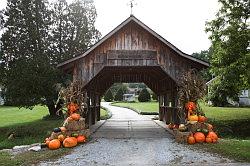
[0,0,220,54]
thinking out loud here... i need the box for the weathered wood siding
[72,21,204,89]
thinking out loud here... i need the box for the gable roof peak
[58,15,209,68]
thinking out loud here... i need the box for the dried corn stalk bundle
[177,69,206,122]
[56,80,87,116]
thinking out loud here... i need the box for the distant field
[111,102,158,114]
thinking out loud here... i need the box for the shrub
[104,89,114,102]
[114,88,124,101]
[138,88,151,102]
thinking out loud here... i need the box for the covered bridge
[58,15,209,126]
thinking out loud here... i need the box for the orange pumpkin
[194,132,205,143]
[45,140,50,146]
[77,135,86,143]
[48,139,61,150]
[63,137,78,148]
[205,137,213,143]
[185,102,196,111]
[198,115,207,122]
[67,103,79,114]
[58,134,65,142]
[207,124,213,131]
[189,114,198,122]
[70,113,81,121]
[45,137,51,146]
[207,132,218,143]
[187,134,196,144]
[59,127,67,132]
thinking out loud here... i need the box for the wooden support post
[86,91,91,128]
[172,88,180,124]
[159,95,164,121]
[165,91,172,124]
[91,92,96,125]
[97,95,101,121]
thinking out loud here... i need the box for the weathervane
[128,0,137,15]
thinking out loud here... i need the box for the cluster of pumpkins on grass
[168,102,219,144]
[43,103,89,150]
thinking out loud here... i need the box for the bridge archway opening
[83,66,180,126]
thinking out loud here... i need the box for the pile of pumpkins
[168,101,219,144]
[186,101,218,144]
[44,103,87,150]
[187,128,218,144]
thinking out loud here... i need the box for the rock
[0,149,12,153]
[28,145,42,152]
[8,133,15,140]
[13,145,30,150]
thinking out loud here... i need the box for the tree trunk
[47,103,57,117]
[47,99,64,117]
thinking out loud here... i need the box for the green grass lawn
[197,139,250,162]
[0,105,64,149]
[200,103,250,121]
[0,105,49,127]
[112,101,159,114]
[100,107,112,119]
[0,106,70,165]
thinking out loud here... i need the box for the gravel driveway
[38,102,248,166]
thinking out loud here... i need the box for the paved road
[39,102,248,166]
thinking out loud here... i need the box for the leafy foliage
[49,0,101,64]
[0,0,100,115]
[192,49,213,82]
[114,88,125,101]
[205,0,250,106]
[191,49,212,62]
[138,88,151,102]
[104,89,114,102]
[109,83,128,96]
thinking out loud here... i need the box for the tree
[192,49,213,81]
[0,0,100,116]
[0,0,58,114]
[138,88,151,102]
[104,89,113,102]
[109,83,128,96]
[205,0,250,106]
[49,0,101,64]
[114,88,124,101]
[191,49,212,62]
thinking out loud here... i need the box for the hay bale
[65,118,85,131]
[174,129,190,143]
[64,129,90,138]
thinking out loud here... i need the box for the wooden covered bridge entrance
[58,15,209,127]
